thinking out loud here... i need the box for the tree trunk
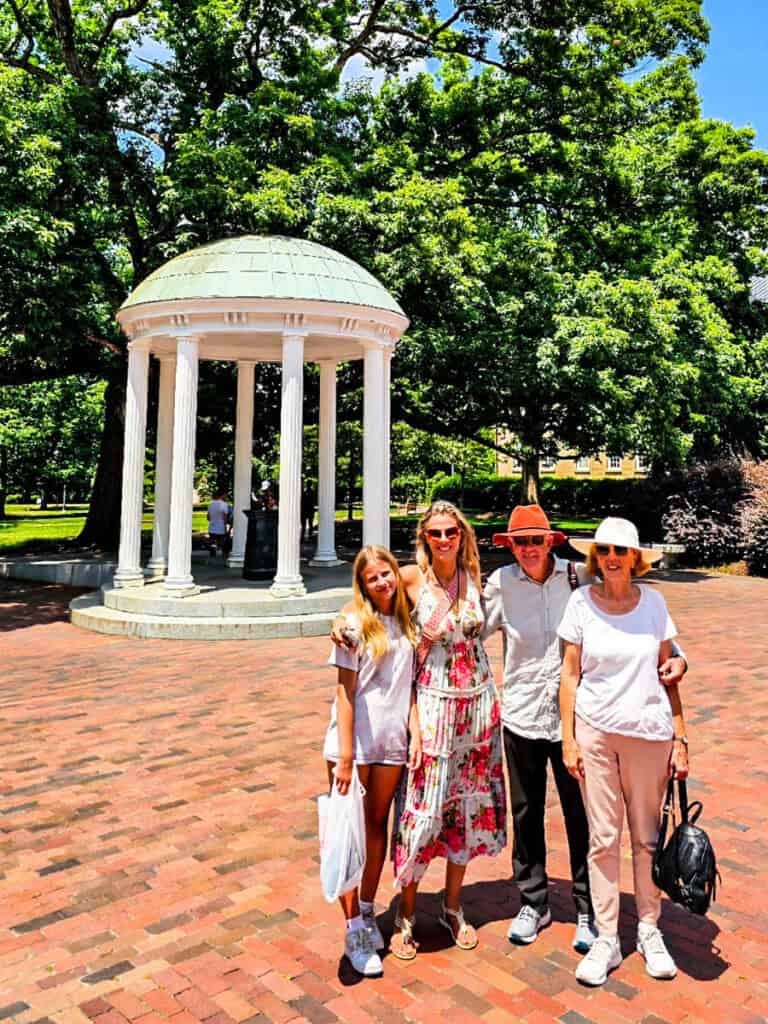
[347,451,355,521]
[79,375,126,550]
[0,444,6,518]
[520,454,540,505]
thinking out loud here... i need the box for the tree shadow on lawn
[0,580,89,633]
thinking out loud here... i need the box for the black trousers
[503,727,592,915]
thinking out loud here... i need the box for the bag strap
[567,561,579,591]
[656,778,675,855]
[676,777,689,823]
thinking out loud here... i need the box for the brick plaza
[1,572,767,1024]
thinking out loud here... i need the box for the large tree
[2,0,767,538]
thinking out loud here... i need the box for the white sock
[346,915,364,932]
[359,900,374,916]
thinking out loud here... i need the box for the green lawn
[0,503,208,555]
[0,503,598,556]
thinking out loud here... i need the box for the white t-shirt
[557,585,677,741]
[208,499,230,535]
[323,614,414,765]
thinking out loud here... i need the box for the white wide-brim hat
[570,516,664,563]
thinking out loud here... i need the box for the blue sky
[696,0,768,146]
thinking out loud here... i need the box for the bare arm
[330,602,358,649]
[659,640,689,779]
[333,666,358,794]
[560,641,584,779]
[407,685,421,770]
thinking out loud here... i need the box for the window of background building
[540,456,556,472]
[576,456,590,473]
[607,454,622,472]
[635,454,650,473]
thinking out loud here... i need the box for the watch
[673,735,689,746]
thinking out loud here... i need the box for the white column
[383,348,392,549]
[271,331,307,596]
[146,354,176,578]
[164,336,200,595]
[311,360,343,567]
[227,360,256,569]
[362,342,387,547]
[114,343,150,588]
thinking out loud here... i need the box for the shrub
[741,461,768,577]
[430,474,520,509]
[662,458,749,567]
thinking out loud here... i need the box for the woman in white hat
[558,517,689,987]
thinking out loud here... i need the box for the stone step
[102,581,351,618]
[70,594,335,640]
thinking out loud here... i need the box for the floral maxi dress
[393,579,507,888]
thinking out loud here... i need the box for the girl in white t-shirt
[323,546,419,977]
[559,518,689,988]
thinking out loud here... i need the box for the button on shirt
[482,558,589,741]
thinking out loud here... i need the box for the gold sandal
[390,912,418,961]
[438,900,478,951]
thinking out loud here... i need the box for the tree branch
[1,0,61,83]
[92,0,152,67]
[47,0,90,84]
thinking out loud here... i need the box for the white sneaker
[573,913,598,953]
[637,924,677,979]
[507,905,552,944]
[361,905,385,951]
[344,927,383,976]
[575,935,622,986]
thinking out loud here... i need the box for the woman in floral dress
[391,502,507,959]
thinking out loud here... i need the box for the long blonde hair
[351,546,415,661]
[415,501,482,590]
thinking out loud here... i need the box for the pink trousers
[576,716,672,937]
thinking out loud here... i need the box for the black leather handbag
[653,777,720,915]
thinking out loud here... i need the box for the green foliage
[0,377,105,504]
[741,462,768,577]
[1,0,767,544]
[661,458,750,566]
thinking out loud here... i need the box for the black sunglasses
[512,535,546,547]
[595,543,629,557]
[425,526,461,540]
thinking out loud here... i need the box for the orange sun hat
[492,504,567,548]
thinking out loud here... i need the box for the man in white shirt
[207,491,231,556]
[482,505,687,951]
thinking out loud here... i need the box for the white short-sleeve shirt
[323,614,414,765]
[557,585,677,741]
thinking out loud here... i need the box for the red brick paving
[1,571,767,1023]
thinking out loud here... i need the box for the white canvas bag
[318,764,367,903]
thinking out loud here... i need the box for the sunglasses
[595,544,629,557]
[425,526,461,540]
[512,535,546,547]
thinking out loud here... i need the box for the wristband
[673,735,688,746]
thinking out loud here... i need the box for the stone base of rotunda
[69,562,351,640]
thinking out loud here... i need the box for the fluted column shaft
[363,342,388,547]
[383,348,392,549]
[114,344,150,587]
[271,332,307,596]
[228,360,256,568]
[147,354,176,577]
[311,360,342,566]
[164,337,200,594]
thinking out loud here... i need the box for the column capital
[128,338,152,353]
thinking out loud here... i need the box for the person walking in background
[484,505,688,951]
[324,547,419,977]
[207,490,231,557]
[301,483,315,542]
[559,517,689,987]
